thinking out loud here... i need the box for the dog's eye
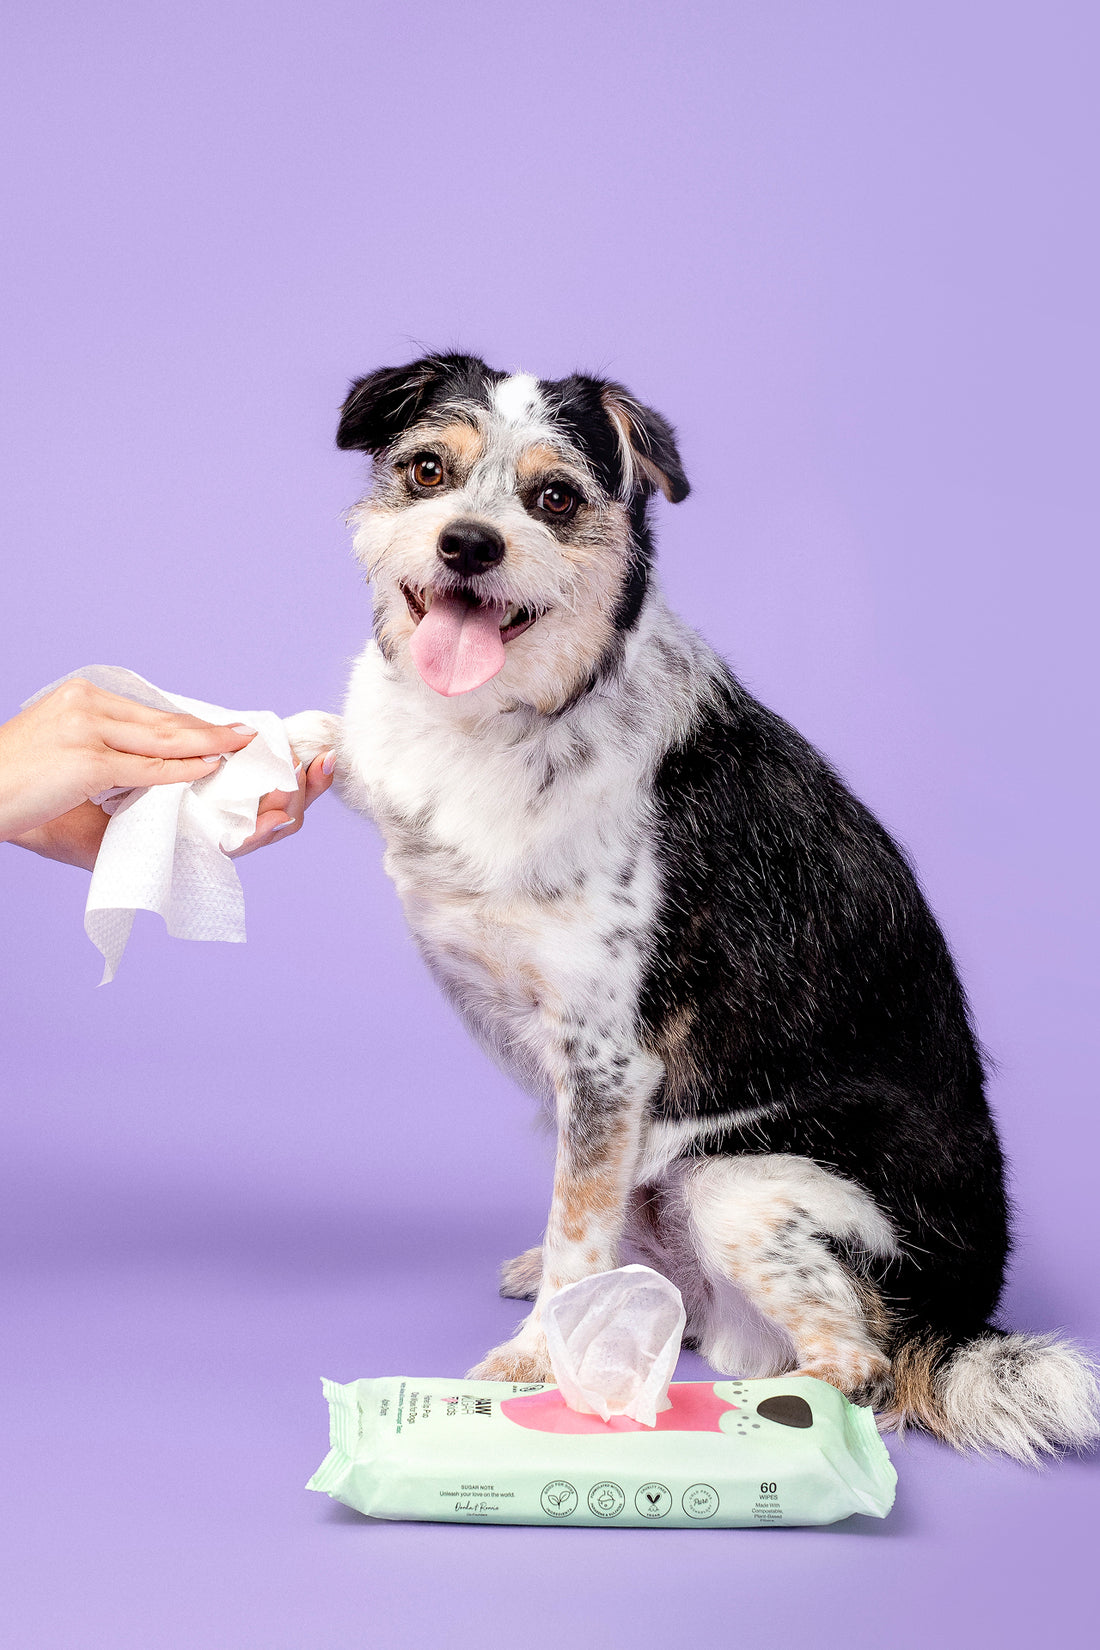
[410,454,445,488]
[536,483,578,519]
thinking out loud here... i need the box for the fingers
[226,762,305,858]
[97,752,254,789]
[265,751,333,829]
[100,711,257,761]
[303,750,336,808]
[226,748,333,859]
[230,806,295,857]
[41,678,253,752]
[36,677,260,796]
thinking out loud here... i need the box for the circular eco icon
[587,1481,626,1518]
[634,1481,673,1519]
[682,1483,720,1518]
[539,1480,579,1518]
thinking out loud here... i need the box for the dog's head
[337,353,688,714]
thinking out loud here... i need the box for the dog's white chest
[339,646,662,1081]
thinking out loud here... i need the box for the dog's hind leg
[680,1154,898,1406]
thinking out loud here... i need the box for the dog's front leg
[468,1057,654,1383]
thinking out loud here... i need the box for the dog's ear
[336,360,444,453]
[338,349,501,452]
[601,384,690,503]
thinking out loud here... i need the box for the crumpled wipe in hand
[24,665,298,983]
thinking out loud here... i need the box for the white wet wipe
[24,666,299,983]
[543,1264,688,1427]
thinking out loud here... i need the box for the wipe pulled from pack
[543,1264,686,1426]
[307,1373,897,1527]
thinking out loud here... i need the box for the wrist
[6,803,108,871]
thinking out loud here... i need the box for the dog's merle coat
[286,353,1098,1460]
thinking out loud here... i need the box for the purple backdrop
[2,3,1097,1646]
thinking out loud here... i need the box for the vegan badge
[634,1482,673,1519]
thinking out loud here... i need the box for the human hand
[4,679,338,871]
[226,748,335,858]
[3,680,338,870]
[12,751,336,870]
[221,705,339,858]
[0,677,258,851]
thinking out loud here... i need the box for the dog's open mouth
[400,583,541,697]
[401,583,538,643]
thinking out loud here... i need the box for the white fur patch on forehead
[492,373,545,426]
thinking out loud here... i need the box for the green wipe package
[308,1374,897,1527]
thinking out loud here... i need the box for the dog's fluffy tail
[884,1328,1100,1464]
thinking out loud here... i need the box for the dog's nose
[437,520,506,577]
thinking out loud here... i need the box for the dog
[285,351,1098,1461]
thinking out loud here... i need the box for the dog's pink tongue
[409,592,507,696]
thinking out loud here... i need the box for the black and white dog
[287,352,1098,1460]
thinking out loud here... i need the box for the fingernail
[268,819,295,834]
[201,753,224,764]
[231,724,257,737]
[322,748,336,776]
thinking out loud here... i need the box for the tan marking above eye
[514,442,566,482]
[397,422,484,483]
[433,422,486,468]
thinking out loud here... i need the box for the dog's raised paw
[282,710,342,768]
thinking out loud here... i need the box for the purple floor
[3,1171,1097,1650]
